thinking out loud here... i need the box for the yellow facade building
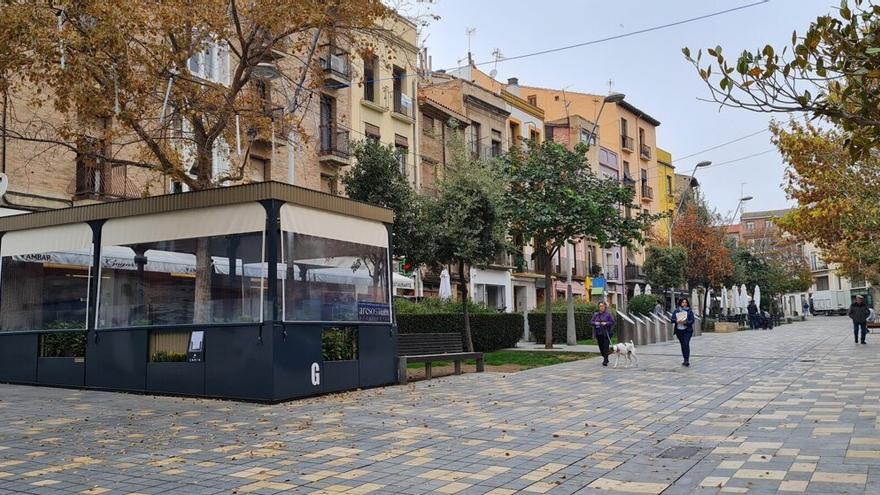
[655,147,675,244]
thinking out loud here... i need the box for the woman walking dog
[591,302,615,366]
[670,297,695,367]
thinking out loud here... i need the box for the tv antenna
[465,27,476,65]
[490,48,504,78]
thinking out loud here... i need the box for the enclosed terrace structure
[0,182,398,401]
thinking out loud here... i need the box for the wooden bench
[397,333,484,384]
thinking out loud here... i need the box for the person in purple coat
[591,302,615,366]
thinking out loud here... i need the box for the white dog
[611,340,638,368]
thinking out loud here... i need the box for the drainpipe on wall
[286,131,296,185]
[1,89,7,174]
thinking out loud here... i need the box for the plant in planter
[322,327,358,361]
[151,351,188,363]
[41,324,87,358]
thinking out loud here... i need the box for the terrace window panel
[0,223,94,332]
[96,203,267,328]
[280,204,391,323]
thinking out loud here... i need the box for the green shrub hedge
[628,294,662,316]
[396,313,523,352]
[395,297,493,315]
[527,312,605,343]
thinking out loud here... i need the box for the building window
[666,175,673,195]
[468,122,481,158]
[363,54,377,103]
[638,127,645,146]
[395,134,409,175]
[529,128,540,143]
[319,94,337,153]
[509,121,520,148]
[188,40,230,85]
[815,276,829,291]
[320,174,338,195]
[746,221,755,231]
[423,115,434,135]
[75,134,108,196]
[579,129,596,146]
[364,122,380,142]
[620,118,628,137]
[623,161,631,179]
[527,95,537,106]
[491,129,502,157]
[640,169,648,183]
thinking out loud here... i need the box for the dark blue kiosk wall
[0,201,398,402]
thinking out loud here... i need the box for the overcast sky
[421,0,834,219]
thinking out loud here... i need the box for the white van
[811,290,849,316]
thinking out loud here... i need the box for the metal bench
[397,333,484,384]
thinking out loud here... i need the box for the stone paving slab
[0,316,877,494]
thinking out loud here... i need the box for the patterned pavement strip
[0,316,877,494]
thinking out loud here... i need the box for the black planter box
[146,362,206,396]
[322,360,359,393]
[37,357,85,387]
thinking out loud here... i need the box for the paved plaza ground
[0,316,878,494]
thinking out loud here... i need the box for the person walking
[747,299,759,330]
[802,300,811,318]
[848,295,869,344]
[670,297,695,367]
[591,302,615,367]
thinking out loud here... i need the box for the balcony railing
[811,262,829,272]
[625,264,644,281]
[640,143,651,160]
[621,135,634,151]
[604,265,620,281]
[319,45,350,82]
[641,183,653,200]
[319,126,350,157]
[71,164,139,200]
[393,93,414,119]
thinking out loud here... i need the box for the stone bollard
[694,315,702,336]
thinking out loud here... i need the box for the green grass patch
[406,350,594,370]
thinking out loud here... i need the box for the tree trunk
[544,249,553,349]
[459,260,474,352]
[194,237,212,323]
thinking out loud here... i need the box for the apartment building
[419,73,514,311]
[349,15,420,189]
[519,86,662,306]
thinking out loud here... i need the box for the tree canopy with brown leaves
[772,120,880,283]
[0,0,388,190]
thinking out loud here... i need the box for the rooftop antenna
[465,27,476,65]
[490,48,504,78]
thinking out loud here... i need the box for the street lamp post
[666,160,710,312]
[565,92,625,345]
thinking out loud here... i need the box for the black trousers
[854,322,867,342]
[597,334,611,362]
[675,329,693,362]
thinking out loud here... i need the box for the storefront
[470,267,513,312]
[0,182,397,401]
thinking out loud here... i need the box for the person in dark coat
[591,302,615,367]
[849,295,870,344]
[747,299,759,329]
[670,297,695,367]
